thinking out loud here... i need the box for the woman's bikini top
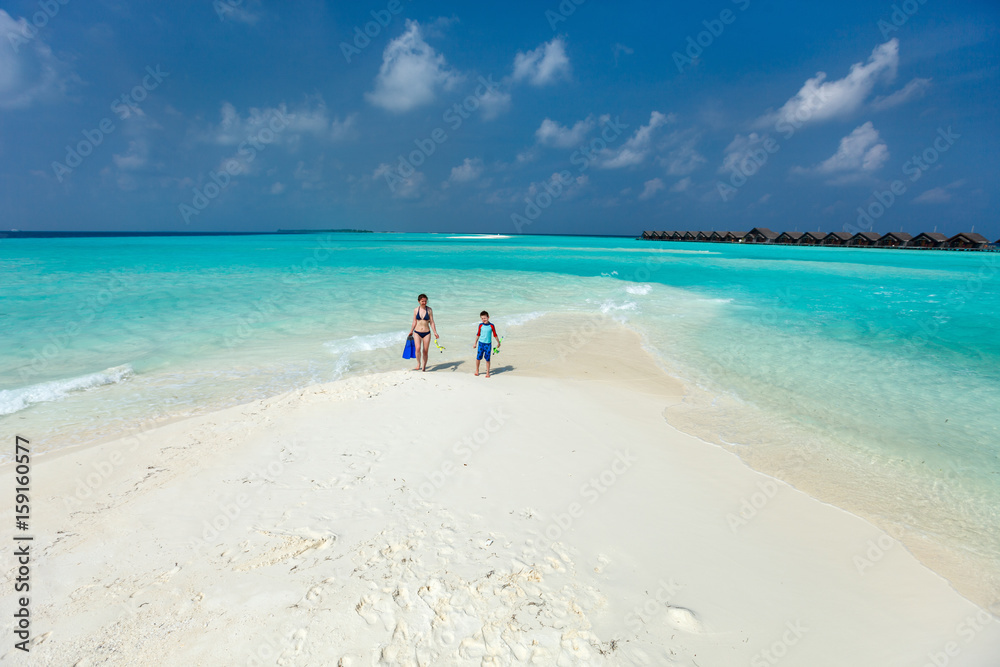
[416,308,430,320]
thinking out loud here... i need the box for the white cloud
[719,133,768,175]
[913,187,950,203]
[670,177,691,193]
[612,43,634,65]
[0,10,70,109]
[269,182,286,195]
[330,113,358,141]
[374,163,424,198]
[112,140,148,171]
[208,100,352,146]
[816,122,888,173]
[478,87,511,120]
[215,0,262,23]
[873,77,931,110]
[366,20,462,113]
[535,116,595,148]
[600,111,672,169]
[660,132,706,175]
[448,158,483,184]
[913,180,964,204]
[639,178,664,200]
[512,38,571,87]
[756,39,899,129]
[516,147,539,164]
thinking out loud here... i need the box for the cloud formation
[366,20,462,113]
[638,178,664,200]
[512,38,571,86]
[757,39,899,130]
[535,116,595,148]
[815,122,888,174]
[207,100,352,146]
[0,10,69,109]
[447,158,484,184]
[719,133,769,175]
[873,77,931,110]
[600,111,672,169]
[670,177,691,193]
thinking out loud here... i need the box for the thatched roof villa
[909,232,948,248]
[799,231,826,245]
[776,231,805,244]
[848,231,881,246]
[638,229,993,250]
[877,232,913,247]
[822,232,852,246]
[945,232,989,249]
[744,227,780,243]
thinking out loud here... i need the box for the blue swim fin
[403,335,416,359]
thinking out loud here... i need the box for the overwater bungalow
[728,231,748,242]
[848,231,881,246]
[909,232,948,248]
[681,231,697,241]
[696,231,713,241]
[945,232,989,249]
[667,231,684,240]
[744,227,780,244]
[709,231,728,242]
[822,232,852,246]
[776,231,804,244]
[641,231,654,239]
[877,232,912,247]
[799,231,826,245]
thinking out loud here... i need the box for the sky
[0,0,997,238]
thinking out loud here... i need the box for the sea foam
[0,365,134,416]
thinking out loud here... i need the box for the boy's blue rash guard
[477,322,498,344]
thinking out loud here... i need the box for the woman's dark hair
[417,294,428,302]
[480,310,489,317]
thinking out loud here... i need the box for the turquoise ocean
[2,233,998,605]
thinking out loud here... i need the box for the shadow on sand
[423,360,465,372]
[480,364,514,375]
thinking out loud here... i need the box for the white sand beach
[4,316,998,666]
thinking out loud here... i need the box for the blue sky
[1,0,997,238]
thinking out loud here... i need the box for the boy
[474,311,500,377]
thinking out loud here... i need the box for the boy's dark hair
[480,310,489,317]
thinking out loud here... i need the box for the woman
[409,293,439,371]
